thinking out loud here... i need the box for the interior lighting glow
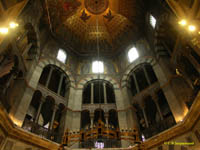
[9,22,19,28]
[0,28,8,34]
[188,25,196,32]
[178,19,187,26]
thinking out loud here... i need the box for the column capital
[131,106,137,112]
[139,97,147,109]
[53,104,59,111]
[41,97,46,103]
[138,101,145,109]
[151,93,159,102]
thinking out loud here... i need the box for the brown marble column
[139,101,149,128]
[49,104,59,130]
[34,97,45,124]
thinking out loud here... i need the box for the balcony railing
[22,119,62,143]
[142,116,176,139]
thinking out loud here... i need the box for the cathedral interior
[0,0,200,150]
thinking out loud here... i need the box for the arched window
[38,65,70,97]
[108,110,119,128]
[81,110,91,129]
[57,49,67,63]
[82,80,115,104]
[128,47,139,63]
[92,61,104,73]
[150,15,156,29]
[128,63,158,96]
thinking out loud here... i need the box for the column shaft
[58,74,64,95]
[49,105,58,130]
[155,101,164,120]
[143,65,151,85]
[103,83,107,104]
[45,66,53,87]
[91,83,94,104]
[90,113,94,127]
[142,108,149,128]
[132,73,139,93]
[34,99,44,123]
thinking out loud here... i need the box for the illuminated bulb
[9,22,19,28]
[0,28,8,34]
[188,25,196,32]
[178,19,187,26]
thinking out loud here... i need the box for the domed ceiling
[43,0,146,56]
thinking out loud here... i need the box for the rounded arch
[81,110,91,129]
[37,58,75,88]
[108,109,119,128]
[82,79,116,104]
[40,96,55,126]
[94,109,105,124]
[121,56,156,88]
[77,75,119,89]
[26,90,42,120]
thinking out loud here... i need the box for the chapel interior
[0,0,200,150]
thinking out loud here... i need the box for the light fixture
[188,25,196,32]
[0,27,8,34]
[178,19,187,26]
[9,22,19,28]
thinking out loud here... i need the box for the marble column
[49,104,59,130]
[105,113,109,127]
[131,106,140,129]
[140,101,149,128]
[90,113,94,128]
[34,97,45,123]
[152,94,164,121]
[132,73,139,93]
[58,74,64,95]
[103,83,107,104]
[143,65,151,85]
[45,66,53,88]
[91,83,94,104]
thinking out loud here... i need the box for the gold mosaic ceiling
[44,0,146,56]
